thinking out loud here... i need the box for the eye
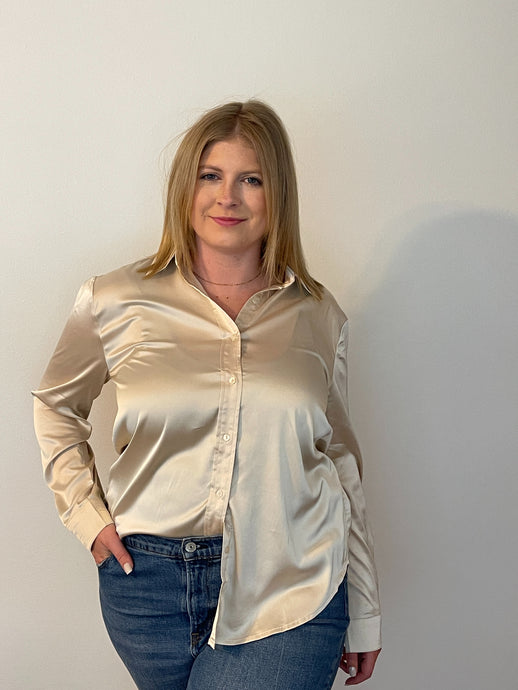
[199,172,219,181]
[243,176,262,186]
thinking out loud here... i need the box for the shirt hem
[209,564,348,648]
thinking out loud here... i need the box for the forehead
[199,137,260,167]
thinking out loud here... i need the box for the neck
[193,269,262,287]
[193,247,263,288]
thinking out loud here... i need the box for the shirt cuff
[345,614,382,653]
[64,497,114,550]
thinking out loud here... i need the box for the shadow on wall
[353,207,518,446]
[348,208,518,685]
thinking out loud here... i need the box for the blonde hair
[141,99,323,299]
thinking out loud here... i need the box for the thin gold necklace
[193,270,262,287]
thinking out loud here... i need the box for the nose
[217,180,239,207]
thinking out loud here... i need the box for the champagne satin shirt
[33,259,381,652]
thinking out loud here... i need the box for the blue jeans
[98,534,349,690]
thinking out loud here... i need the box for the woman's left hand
[340,648,381,685]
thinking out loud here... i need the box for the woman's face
[190,137,267,260]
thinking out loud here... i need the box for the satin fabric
[33,259,381,651]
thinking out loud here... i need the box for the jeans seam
[273,631,286,689]
[322,629,347,689]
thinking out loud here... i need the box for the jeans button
[185,541,197,553]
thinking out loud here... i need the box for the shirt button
[185,541,197,553]
[228,375,237,385]
[222,433,231,442]
[216,489,224,498]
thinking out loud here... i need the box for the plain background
[2,2,517,688]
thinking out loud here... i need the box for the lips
[210,216,246,227]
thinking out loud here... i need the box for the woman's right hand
[91,524,133,574]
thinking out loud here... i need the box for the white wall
[2,2,517,688]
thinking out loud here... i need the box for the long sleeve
[326,321,382,652]
[32,277,113,549]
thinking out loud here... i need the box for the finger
[91,531,113,564]
[341,651,358,680]
[92,525,134,574]
[345,664,366,685]
[344,669,360,685]
[345,650,380,685]
[92,548,112,565]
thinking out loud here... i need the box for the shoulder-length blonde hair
[141,99,323,299]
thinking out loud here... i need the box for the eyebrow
[198,165,263,176]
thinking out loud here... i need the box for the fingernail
[123,563,133,575]
[348,666,357,677]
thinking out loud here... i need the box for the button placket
[204,326,243,535]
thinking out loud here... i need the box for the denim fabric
[98,534,349,690]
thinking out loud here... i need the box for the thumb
[110,538,134,575]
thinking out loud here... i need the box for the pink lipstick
[211,216,245,226]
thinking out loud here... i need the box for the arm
[326,321,382,664]
[33,278,118,551]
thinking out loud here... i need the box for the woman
[33,100,381,689]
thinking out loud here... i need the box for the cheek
[190,193,204,223]
[258,198,267,225]
[251,190,267,218]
